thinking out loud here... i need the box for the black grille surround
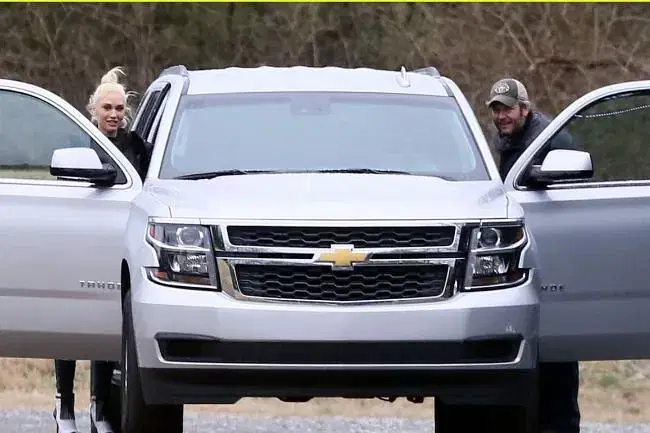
[156,334,523,365]
[226,225,457,249]
[234,263,451,302]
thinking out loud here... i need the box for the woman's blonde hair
[86,66,137,129]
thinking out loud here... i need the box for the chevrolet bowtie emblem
[314,245,369,268]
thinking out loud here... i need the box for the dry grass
[1,358,649,421]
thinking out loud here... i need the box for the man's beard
[495,115,526,136]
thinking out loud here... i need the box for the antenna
[396,65,411,87]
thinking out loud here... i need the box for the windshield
[159,91,490,181]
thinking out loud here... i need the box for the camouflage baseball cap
[486,78,529,107]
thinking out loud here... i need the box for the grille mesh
[235,264,449,302]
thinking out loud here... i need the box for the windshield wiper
[174,168,455,181]
[314,168,456,181]
[174,170,276,180]
[312,168,414,175]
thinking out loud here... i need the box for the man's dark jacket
[491,110,578,181]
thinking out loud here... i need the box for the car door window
[0,89,126,183]
[518,89,650,186]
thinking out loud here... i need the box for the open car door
[0,79,142,361]
[504,81,650,362]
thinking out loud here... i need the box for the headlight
[145,222,218,289]
[463,221,529,291]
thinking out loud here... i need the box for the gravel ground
[3,410,650,433]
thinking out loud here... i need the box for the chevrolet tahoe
[0,65,649,433]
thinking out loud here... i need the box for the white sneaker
[53,393,78,433]
[89,396,114,433]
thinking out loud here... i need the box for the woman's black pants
[54,359,118,403]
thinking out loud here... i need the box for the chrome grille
[234,264,450,302]
[214,221,470,304]
[226,226,456,249]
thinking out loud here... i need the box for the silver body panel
[0,68,648,376]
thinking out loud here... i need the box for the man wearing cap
[486,77,581,433]
[486,77,577,181]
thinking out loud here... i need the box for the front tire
[435,400,538,433]
[434,372,539,433]
[121,295,183,433]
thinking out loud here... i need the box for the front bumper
[131,271,539,404]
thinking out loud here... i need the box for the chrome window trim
[0,177,133,190]
[515,179,650,192]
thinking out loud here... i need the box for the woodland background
[3,3,650,128]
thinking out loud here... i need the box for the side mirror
[527,149,593,187]
[50,148,117,186]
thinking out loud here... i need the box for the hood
[144,173,509,221]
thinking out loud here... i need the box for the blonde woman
[86,66,150,179]
[53,66,149,433]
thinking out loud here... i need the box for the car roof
[180,66,451,97]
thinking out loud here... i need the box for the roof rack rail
[159,65,189,78]
[413,67,441,78]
